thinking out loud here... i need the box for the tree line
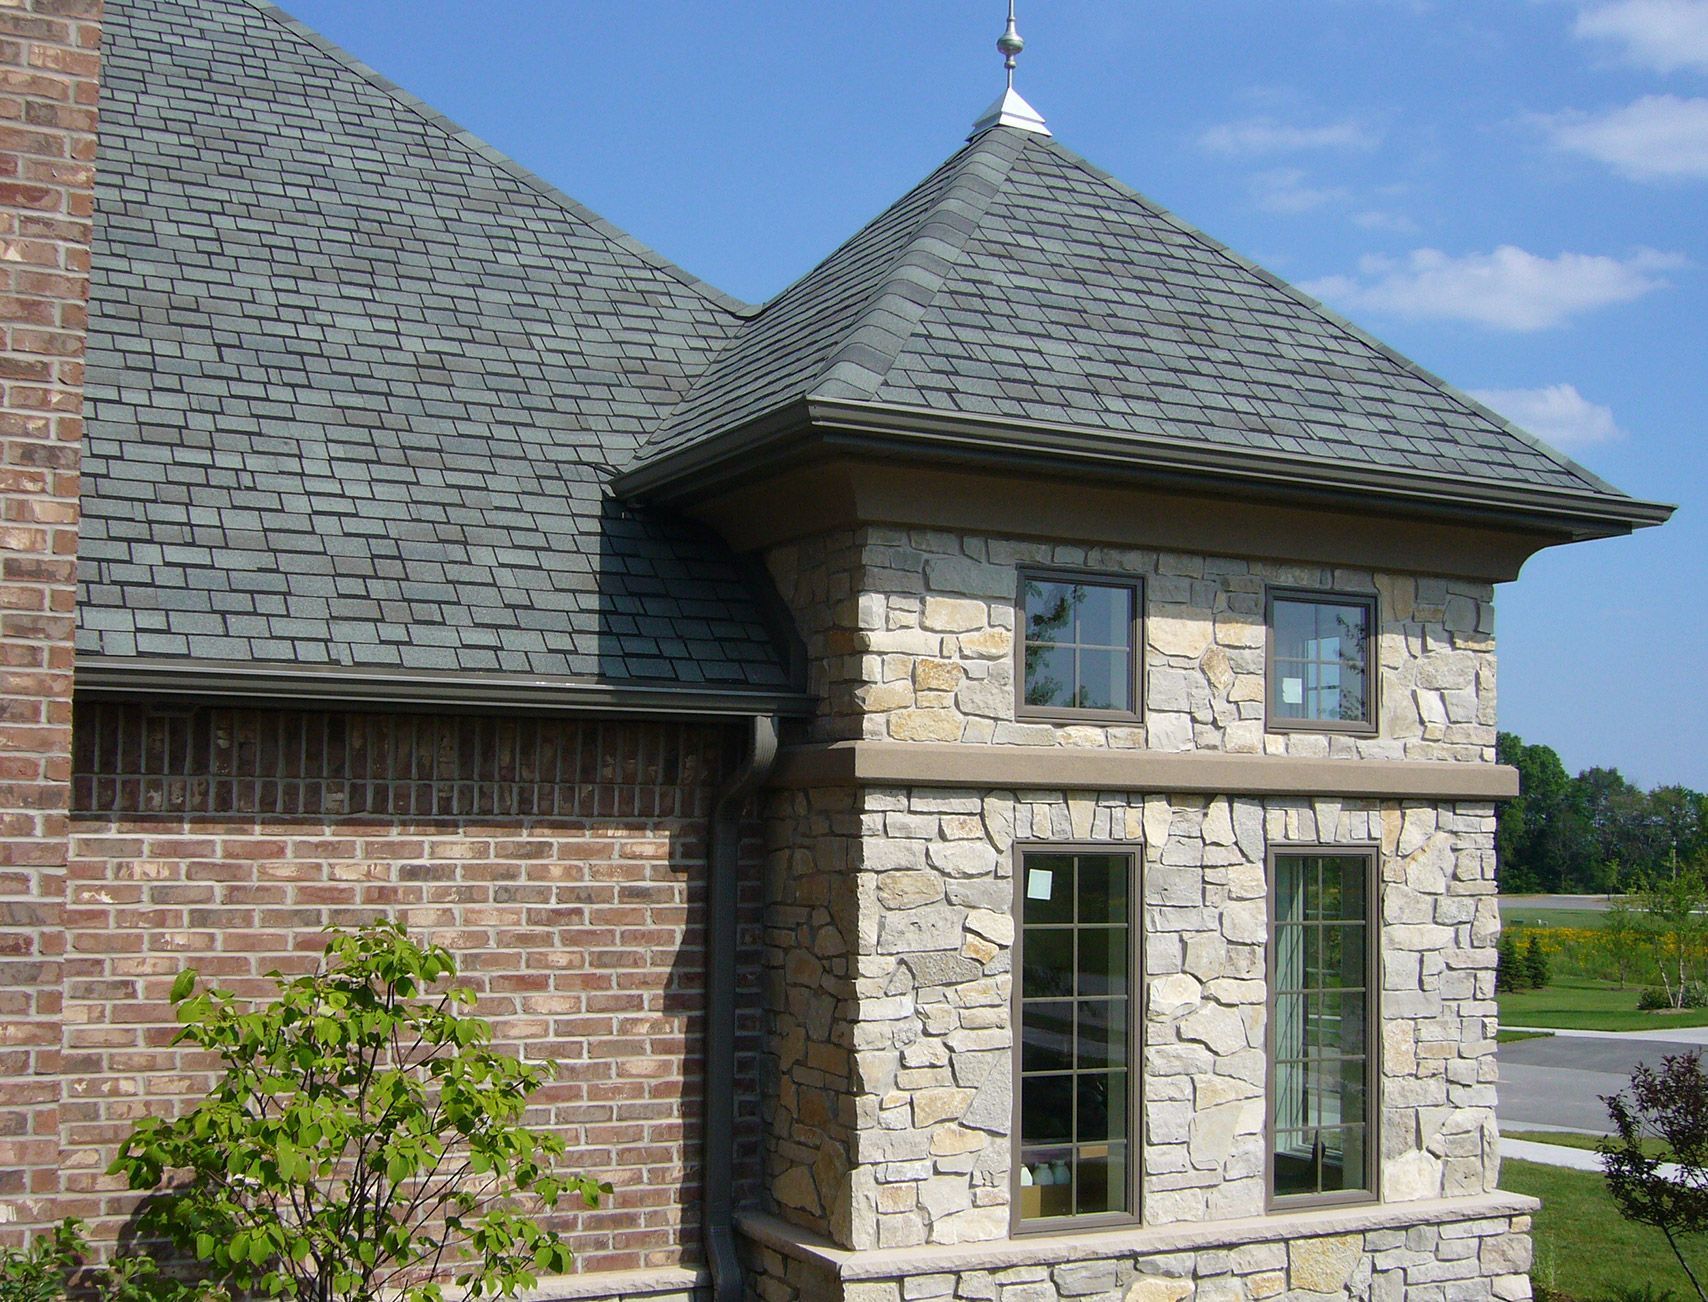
[1497,731,1708,894]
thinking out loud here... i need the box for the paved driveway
[1498,1030,1702,1132]
[1499,894,1621,913]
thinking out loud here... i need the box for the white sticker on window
[1282,677,1304,705]
[1026,868,1054,901]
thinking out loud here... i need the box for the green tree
[111,923,606,1302]
[1603,895,1643,987]
[1522,934,1551,989]
[1635,867,1708,1011]
[1497,932,1527,992]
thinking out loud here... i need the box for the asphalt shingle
[637,128,1636,506]
[80,0,794,691]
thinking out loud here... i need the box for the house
[0,0,1673,1299]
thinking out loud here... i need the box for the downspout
[705,714,779,1301]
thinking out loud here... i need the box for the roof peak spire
[971,2,1050,139]
[999,0,1024,90]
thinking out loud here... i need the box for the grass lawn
[1505,1158,1708,1297]
[1500,907,1616,930]
[1498,1028,1555,1044]
[1506,1130,1673,1161]
[1500,976,1708,1031]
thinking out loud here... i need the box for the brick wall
[0,0,101,1236]
[67,703,762,1275]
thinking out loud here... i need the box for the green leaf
[170,968,199,1004]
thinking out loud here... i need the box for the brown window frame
[1264,587,1380,737]
[1009,842,1142,1234]
[1014,568,1144,725]
[1264,843,1382,1211]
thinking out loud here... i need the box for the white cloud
[1467,384,1626,449]
[1351,209,1422,234]
[1300,245,1687,330]
[1545,95,1708,179]
[1250,168,1350,214]
[1575,0,1708,73]
[1199,116,1379,155]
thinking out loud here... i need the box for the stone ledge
[772,740,1519,801]
[503,1265,707,1300]
[738,1193,1539,1282]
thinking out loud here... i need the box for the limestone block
[1289,1234,1363,1293]
[1125,1278,1192,1302]
[1150,615,1214,659]
[1178,1002,1245,1055]
[890,709,965,742]
[922,597,988,633]
[913,1087,975,1127]
[965,909,1015,945]
[879,871,946,910]
[1150,972,1203,1017]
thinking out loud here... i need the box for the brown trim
[1264,587,1380,738]
[669,456,1565,584]
[615,399,1673,542]
[1264,844,1382,1212]
[1014,568,1144,725]
[770,741,1519,801]
[1010,843,1142,1235]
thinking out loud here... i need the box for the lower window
[1015,849,1135,1226]
[1269,849,1376,1203]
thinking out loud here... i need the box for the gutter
[74,657,813,722]
[704,714,779,1302]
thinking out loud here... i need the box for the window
[1268,850,1376,1205]
[1266,590,1376,732]
[1014,849,1135,1227]
[1018,572,1140,719]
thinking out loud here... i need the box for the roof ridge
[240,0,757,319]
[629,131,1023,466]
[1030,134,1628,500]
[811,129,1026,402]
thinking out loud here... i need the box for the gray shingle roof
[636,128,1637,505]
[79,0,797,692]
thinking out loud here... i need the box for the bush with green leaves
[0,1219,222,1302]
[1600,1049,1708,1301]
[111,923,607,1302]
[0,1219,86,1302]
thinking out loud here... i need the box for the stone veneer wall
[742,1202,1535,1301]
[759,784,1501,1251]
[66,703,763,1278]
[765,528,1495,761]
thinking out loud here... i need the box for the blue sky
[279,0,1707,789]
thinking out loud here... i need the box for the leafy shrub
[111,923,607,1302]
[0,1219,84,1302]
[1639,983,1708,1011]
[1601,1049,1708,1301]
[0,1221,218,1302]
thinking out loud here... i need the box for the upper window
[1018,573,1140,720]
[1268,850,1376,1206]
[1015,850,1135,1227]
[1266,590,1376,732]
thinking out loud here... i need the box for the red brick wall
[0,0,101,1236]
[67,703,763,1275]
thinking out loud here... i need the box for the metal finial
[997,1,1024,90]
[969,0,1050,138]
